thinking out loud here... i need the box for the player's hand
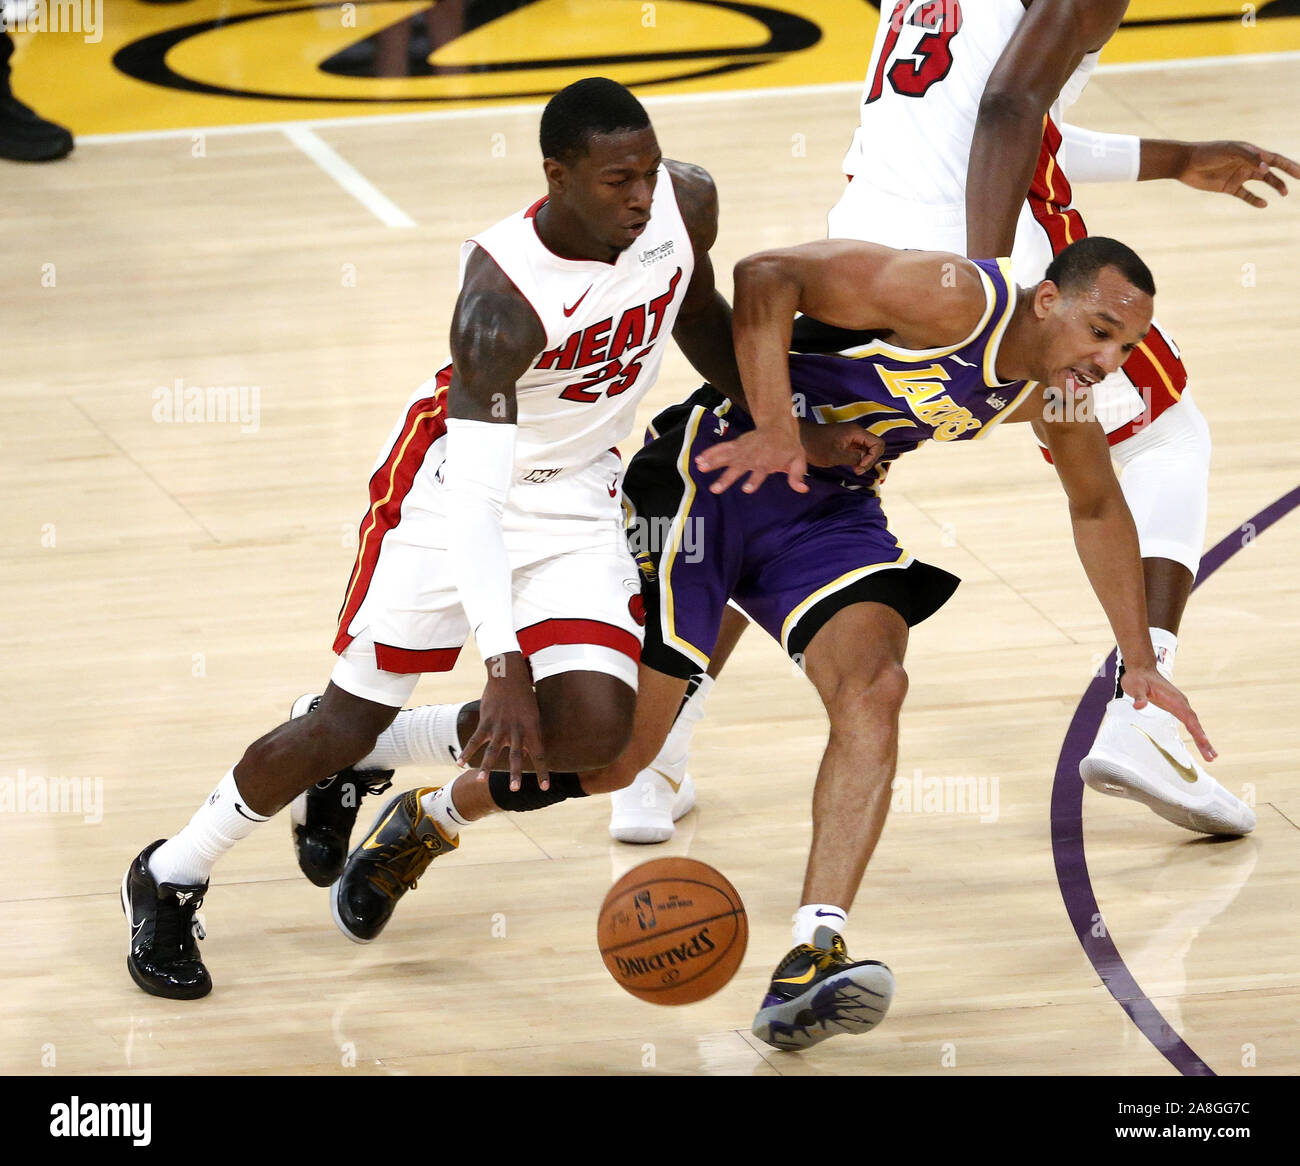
[1178,141,1300,207]
[459,652,550,791]
[798,420,885,476]
[1120,667,1216,763]
[694,423,809,494]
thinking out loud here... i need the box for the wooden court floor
[1,58,1298,1077]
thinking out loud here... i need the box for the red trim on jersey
[1027,117,1087,253]
[1140,324,1182,377]
[373,643,462,675]
[525,195,618,266]
[1028,118,1186,461]
[333,367,452,654]
[516,618,642,663]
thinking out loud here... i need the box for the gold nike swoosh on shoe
[773,966,819,986]
[362,803,403,849]
[648,767,682,794]
[1131,727,1201,785]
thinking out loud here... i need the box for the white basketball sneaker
[609,675,710,844]
[1080,698,1255,836]
[609,766,696,844]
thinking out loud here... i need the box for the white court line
[75,48,1300,147]
[281,124,416,228]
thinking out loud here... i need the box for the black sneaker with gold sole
[330,788,458,943]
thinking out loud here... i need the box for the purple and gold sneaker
[752,925,894,1051]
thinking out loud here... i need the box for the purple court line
[1051,484,1300,1076]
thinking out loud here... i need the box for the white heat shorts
[331,391,643,708]
[1110,388,1211,576]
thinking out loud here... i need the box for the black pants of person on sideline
[1,33,14,98]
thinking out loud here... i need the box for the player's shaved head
[1045,236,1156,299]
[540,77,652,165]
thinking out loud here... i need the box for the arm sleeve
[442,418,521,660]
[1059,123,1141,183]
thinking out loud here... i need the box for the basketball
[597,858,748,1005]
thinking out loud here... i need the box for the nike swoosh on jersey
[563,286,592,317]
[1132,727,1201,785]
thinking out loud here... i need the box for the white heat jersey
[460,166,694,478]
[841,0,1094,205]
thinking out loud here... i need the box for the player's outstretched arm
[1034,407,1215,761]
[697,242,979,494]
[445,247,551,791]
[1139,139,1299,207]
[666,160,746,408]
[1060,125,1300,207]
[965,0,1128,258]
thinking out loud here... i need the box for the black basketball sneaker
[121,840,212,1000]
[330,787,458,943]
[0,94,74,163]
[752,926,894,1051]
[288,694,394,887]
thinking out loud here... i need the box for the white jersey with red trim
[832,0,1185,439]
[458,166,694,478]
[841,0,1093,204]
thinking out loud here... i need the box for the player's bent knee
[550,707,634,771]
[536,672,636,771]
[824,662,909,727]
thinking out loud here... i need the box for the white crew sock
[419,779,470,838]
[1149,626,1178,681]
[654,673,714,768]
[1117,627,1178,712]
[793,903,847,946]
[148,769,270,887]
[358,701,468,770]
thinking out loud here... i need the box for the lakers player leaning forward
[119,77,879,1001]
[354,235,1218,1050]
[620,0,1295,842]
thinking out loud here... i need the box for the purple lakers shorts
[624,387,960,679]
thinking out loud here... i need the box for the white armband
[442,418,520,661]
[1059,123,1141,183]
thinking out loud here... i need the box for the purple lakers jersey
[788,258,1039,485]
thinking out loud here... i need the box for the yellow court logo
[112,0,826,106]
